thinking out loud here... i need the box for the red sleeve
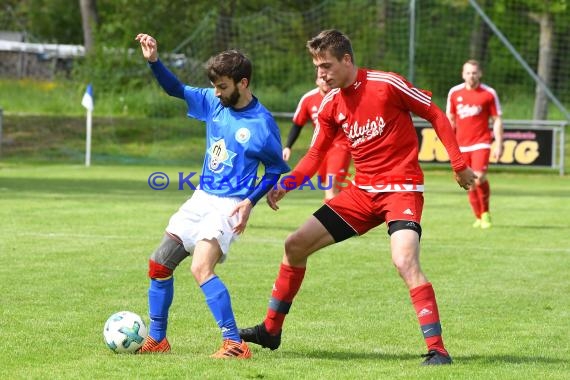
[489,93,500,117]
[387,75,466,173]
[421,104,467,172]
[446,90,456,116]
[283,108,336,190]
[292,96,311,127]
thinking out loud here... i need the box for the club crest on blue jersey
[235,128,251,144]
[207,138,236,173]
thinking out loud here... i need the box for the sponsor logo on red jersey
[456,103,483,119]
[343,115,386,147]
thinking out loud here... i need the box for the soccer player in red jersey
[240,29,476,365]
[446,60,503,229]
[283,77,351,200]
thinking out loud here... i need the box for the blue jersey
[183,87,289,198]
[148,59,289,201]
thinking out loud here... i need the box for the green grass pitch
[0,164,568,379]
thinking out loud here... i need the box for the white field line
[7,233,570,253]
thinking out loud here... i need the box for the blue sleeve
[247,172,280,205]
[148,59,185,99]
[257,118,291,175]
[184,87,214,121]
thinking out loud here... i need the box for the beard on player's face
[219,86,240,107]
[467,77,480,87]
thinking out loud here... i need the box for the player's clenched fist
[135,33,158,62]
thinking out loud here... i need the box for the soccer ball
[103,311,148,353]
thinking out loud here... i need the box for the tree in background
[1,0,567,119]
[469,0,493,62]
[492,0,568,120]
[521,0,568,120]
[0,0,82,43]
[80,0,98,55]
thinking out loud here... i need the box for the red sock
[264,263,306,334]
[410,282,447,355]
[477,180,490,213]
[468,189,481,218]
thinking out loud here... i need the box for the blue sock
[148,277,174,341]
[200,276,241,342]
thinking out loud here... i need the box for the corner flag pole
[81,84,94,167]
[85,109,92,167]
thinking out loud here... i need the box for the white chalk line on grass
[9,233,570,253]
[7,232,128,240]
[7,233,287,246]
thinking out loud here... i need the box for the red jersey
[446,83,501,150]
[292,87,349,150]
[286,69,466,191]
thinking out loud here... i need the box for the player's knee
[190,261,214,285]
[148,259,173,279]
[391,250,416,271]
[284,232,307,259]
[148,235,190,279]
[474,172,486,185]
[476,178,487,186]
[284,233,300,254]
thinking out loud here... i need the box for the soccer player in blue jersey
[135,33,290,359]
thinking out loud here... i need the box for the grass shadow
[283,349,568,365]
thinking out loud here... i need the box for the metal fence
[273,112,566,176]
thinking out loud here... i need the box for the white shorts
[165,190,241,263]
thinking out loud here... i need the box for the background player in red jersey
[446,59,503,229]
[283,77,351,200]
[240,29,476,365]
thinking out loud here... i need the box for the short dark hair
[306,29,354,63]
[206,49,252,85]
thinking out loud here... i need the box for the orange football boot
[210,339,252,359]
[137,336,171,353]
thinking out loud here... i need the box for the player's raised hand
[266,185,287,211]
[455,167,477,190]
[135,33,158,62]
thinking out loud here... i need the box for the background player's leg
[468,189,482,226]
[477,179,491,228]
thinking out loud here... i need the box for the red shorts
[325,185,424,235]
[462,149,490,172]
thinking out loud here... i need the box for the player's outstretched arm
[135,34,184,99]
[135,33,158,62]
